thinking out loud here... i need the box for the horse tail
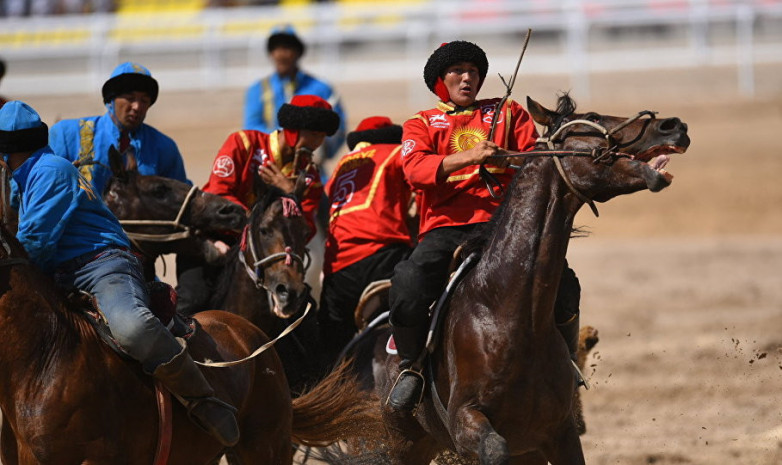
[291,360,385,447]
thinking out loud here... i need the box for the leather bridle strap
[536,111,657,150]
[552,156,600,217]
[119,185,200,242]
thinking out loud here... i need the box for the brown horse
[102,147,247,281]
[0,163,382,465]
[209,175,323,392]
[372,94,690,465]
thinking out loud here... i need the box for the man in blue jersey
[244,24,347,166]
[0,101,239,448]
[49,61,189,195]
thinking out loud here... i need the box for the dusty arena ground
[9,63,782,464]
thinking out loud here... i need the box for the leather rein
[488,110,657,217]
[119,185,200,243]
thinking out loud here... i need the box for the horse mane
[459,93,583,259]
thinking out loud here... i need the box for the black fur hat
[277,95,340,136]
[423,41,488,95]
[267,25,306,56]
[346,116,402,151]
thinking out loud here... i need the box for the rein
[487,111,655,217]
[119,185,200,243]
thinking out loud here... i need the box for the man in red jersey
[386,41,583,411]
[175,95,340,317]
[319,116,415,365]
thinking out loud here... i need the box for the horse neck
[0,262,87,398]
[474,158,581,331]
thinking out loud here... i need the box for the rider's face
[443,61,480,107]
[296,129,326,156]
[113,91,152,131]
[270,46,301,77]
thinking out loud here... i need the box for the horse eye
[259,227,271,237]
[153,185,170,197]
[584,113,601,123]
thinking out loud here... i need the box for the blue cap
[0,101,48,153]
[101,61,159,104]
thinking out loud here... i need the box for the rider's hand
[259,163,295,194]
[438,140,501,182]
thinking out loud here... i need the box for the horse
[101,146,247,281]
[370,94,690,465]
[0,161,383,465]
[208,174,323,393]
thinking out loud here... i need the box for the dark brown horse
[102,147,247,281]
[209,175,322,393]
[0,163,382,465]
[373,94,690,465]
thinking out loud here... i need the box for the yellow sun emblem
[450,127,488,153]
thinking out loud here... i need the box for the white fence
[2,0,781,98]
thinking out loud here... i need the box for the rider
[48,61,189,195]
[387,41,585,411]
[175,94,340,317]
[319,116,415,365]
[0,101,240,447]
[244,24,346,170]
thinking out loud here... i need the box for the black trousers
[318,242,412,365]
[175,254,223,317]
[388,223,581,362]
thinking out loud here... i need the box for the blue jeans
[54,247,183,373]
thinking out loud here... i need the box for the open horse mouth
[632,144,688,185]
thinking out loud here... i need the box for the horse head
[526,94,690,205]
[103,146,246,253]
[240,172,310,319]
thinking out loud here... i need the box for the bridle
[118,185,200,244]
[237,195,311,292]
[488,110,657,217]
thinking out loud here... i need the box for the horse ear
[293,171,308,201]
[125,151,138,172]
[252,171,269,204]
[108,145,125,177]
[526,96,556,127]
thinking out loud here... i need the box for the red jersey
[323,143,413,275]
[401,97,538,238]
[203,129,323,238]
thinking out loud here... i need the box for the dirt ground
[11,63,782,464]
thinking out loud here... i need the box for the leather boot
[153,340,240,447]
[386,324,427,411]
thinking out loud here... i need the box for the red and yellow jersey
[323,142,413,275]
[203,129,323,238]
[401,97,538,238]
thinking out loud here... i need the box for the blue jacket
[244,70,347,163]
[11,147,130,271]
[48,112,189,195]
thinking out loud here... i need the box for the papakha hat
[267,24,306,57]
[277,95,340,136]
[0,101,49,153]
[102,62,159,105]
[346,116,402,151]
[423,41,489,102]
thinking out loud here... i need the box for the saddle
[68,281,195,360]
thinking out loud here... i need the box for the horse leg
[382,407,439,465]
[451,407,509,465]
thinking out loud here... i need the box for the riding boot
[153,339,240,447]
[557,312,586,388]
[387,324,428,411]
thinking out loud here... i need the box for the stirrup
[571,359,590,390]
[386,368,425,411]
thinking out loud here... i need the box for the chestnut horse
[373,94,690,465]
[209,175,323,393]
[0,162,382,465]
[101,147,247,281]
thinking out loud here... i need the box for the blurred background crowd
[1,0,337,16]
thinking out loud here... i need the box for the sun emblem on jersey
[450,127,488,153]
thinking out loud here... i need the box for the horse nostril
[659,117,681,132]
[275,284,290,302]
[218,204,243,217]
